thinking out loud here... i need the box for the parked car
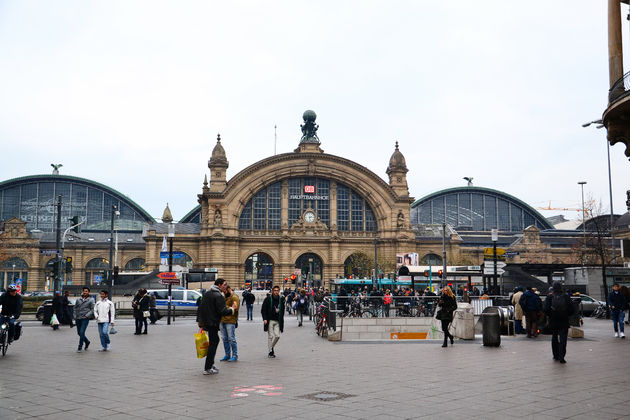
[146,289,203,315]
[580,294,605,316]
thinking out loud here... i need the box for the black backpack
[551,294,567,314]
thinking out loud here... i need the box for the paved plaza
[1,308,629,420]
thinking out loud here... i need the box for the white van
[147,289,203,314]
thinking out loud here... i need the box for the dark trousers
[76,318,90,349]
[551,328,568,361]
[526,311,538,337]
[135,316,147,334]
[246,304,253,320]
[204,326,220,370]
[441,319,453,345]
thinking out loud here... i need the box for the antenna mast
[274,124,277,155]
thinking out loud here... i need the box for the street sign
[160,278,180,285]
[484,247,506,261]
[504,251,520,257]
[160,251,186,259]
[39,250,57,255]
[483,262,506,275]
[158,272,177,280]
[94,275,102,284]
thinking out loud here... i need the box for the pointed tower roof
[387,141,408,174]
[162,203,173,223]
[209,133,229,169]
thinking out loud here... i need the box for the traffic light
[69,216,80,233]
[290,274,296,284]
[437,269,443,278]
[113,266,119,281]
[65,257,73,273]
[52,260,60,275]
[423,270,429,277]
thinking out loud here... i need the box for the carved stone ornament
[397,211,404,228]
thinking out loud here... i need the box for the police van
[147,288,203,315]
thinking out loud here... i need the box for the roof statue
[51,163,63,175]
[300,110,320,144]
[162,203,173,223]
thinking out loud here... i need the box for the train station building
[0,111,627,291]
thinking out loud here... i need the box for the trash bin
[42,304,53,326]
[482,312,501,347]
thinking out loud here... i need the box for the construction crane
[536,201,595,218]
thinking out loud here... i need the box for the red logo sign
[157,272,177,280]
[304,185,315,193]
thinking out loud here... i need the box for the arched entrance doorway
[1,257,29,291]
[295,253,322,288]
[85,258,108,286]
[343,252,372,279]
[244,253,274,290]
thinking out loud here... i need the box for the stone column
[281,180,289,229]
[608,0,624,88]
[330,181,338,231]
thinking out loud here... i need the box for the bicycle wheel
[321,319,328,338]
[361,309,374,318]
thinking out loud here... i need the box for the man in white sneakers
[94,290,115,351]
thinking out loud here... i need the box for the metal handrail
[609,70,630,105]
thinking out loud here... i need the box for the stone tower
[386,141,409,198]
[208,134,229,193]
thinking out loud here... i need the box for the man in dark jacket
[261,285,285,358]
[520,286,542,338]
[196,278,238,375]
[0,284,23,343]
[242,287,256,321]
[608,283,627,339]
[544,282,574,363]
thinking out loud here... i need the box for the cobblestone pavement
[1,308,629,420]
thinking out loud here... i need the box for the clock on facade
[303,211,315,223]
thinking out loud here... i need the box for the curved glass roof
[181,205,201,224]
[0,175,155,232]
[410,186,553,232]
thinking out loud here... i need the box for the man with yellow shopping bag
[196,278,238,375]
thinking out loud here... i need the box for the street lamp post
[442,223,447,289]
[108,205,119,298]
[578,182,587,266]
[167,222,175,325]
[491,228,498,295]
[373,237,378,291]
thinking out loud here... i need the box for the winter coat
[438,294,457,322]
[94,299,115,324]
[520,290,542,312]
[0,292,23,318]
[73,296,95,320]
[512,291,524,320]
[196,285,234,328]
[221,294,240,324]
[243,290,256,305]
[608,291,628,312]
[261,294,285,332]
[544,292,574,331]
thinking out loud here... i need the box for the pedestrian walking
[243,287,255,321]
[544,281,574,363]
[261,285,285,358]
[196,278,238,375]
[133,289,150,335]
[295,289,308,327]
[62,290,75,327]
[73,287,95,352]
[51,291,63,330]
[512,286,525,334]
[219,285,240,362]
[437,286,457,348]
[608,283,628,338]
[93,290,115,352]
[149,291,158,324]
[519,286,542,338]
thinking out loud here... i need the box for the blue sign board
[160,251,186,259]
[94,275,102,284]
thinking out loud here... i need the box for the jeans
[297,310,303,325]
[267,320,280,351]
[246,304,253,320]
[204,326,220,370]
[515,319,524,334]
[220,323,237,358]
[135,316,147,334]
[551,328,568,361]
[76,318,90,349]
[612,310,625,333]
[97,322,110,349]
[1,316,15,342]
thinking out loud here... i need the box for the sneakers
[268,350,276,358]
[621,332,626,339]
[615,332,619,338]
[76,348,82,353]
[98,348,108,352]
[219,356,230,362]
[228,357,238,362]
[203,366,219,375]
[84,341,90,350]
[106,344,111,351]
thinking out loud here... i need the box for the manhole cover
[299,391,355,401]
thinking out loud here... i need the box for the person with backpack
[295,289,308,327]
[544,281,574,363]
[608,283,627,339]
[520,286,542,338]
[242,287,256,321]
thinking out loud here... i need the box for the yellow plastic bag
[194,329,209,359]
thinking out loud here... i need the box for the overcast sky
[1,1,629,223]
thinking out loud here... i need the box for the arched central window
[85,258,108,285]
[295,253,322,288]
[1,257,29,290]
[244,253,274,290]
[238,178,377,232]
